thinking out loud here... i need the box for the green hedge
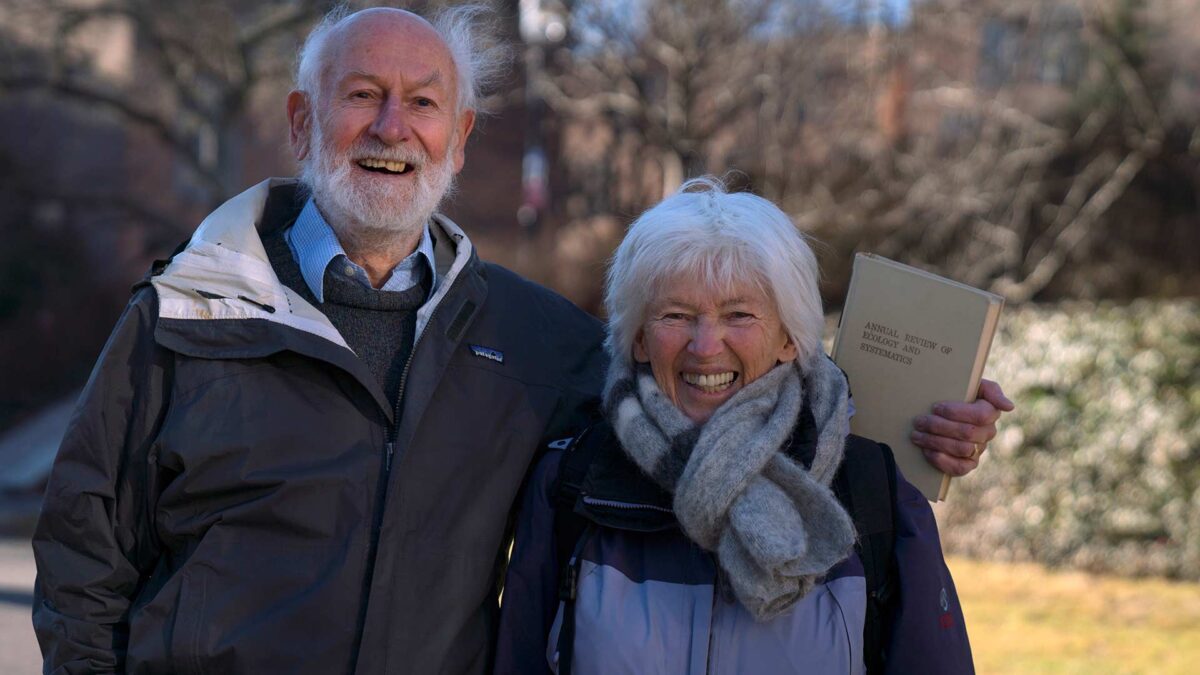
[934,300,1200,579]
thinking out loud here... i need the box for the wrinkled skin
[633,275,797,424]
[914,379,1014,476]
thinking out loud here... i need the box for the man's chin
[304,157,453,240]
[329,178,413,215]
[344,170,413,196]
[338,201,426,234]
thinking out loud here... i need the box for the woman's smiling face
[633,274,798,424]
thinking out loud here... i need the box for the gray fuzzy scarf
[603,356,856,621]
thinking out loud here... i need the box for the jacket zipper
[386,294,445,456]
[580,495,673,513]
[376,279,454,501]
[705,567,721,675]
[381,315,427,471]
[359,274,457,648]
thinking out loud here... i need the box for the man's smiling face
[289,9,475,242]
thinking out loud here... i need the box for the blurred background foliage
[0,0,1196,579]
[938,299,1199,579]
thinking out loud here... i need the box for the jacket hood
[150,178,477,351]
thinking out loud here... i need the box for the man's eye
[661,313,689,321]
[350,91,374,100]
[415,97,435,107]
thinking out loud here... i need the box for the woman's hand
[910,379,1014,476]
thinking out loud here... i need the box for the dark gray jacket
[32,179,606,674]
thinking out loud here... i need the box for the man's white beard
[300,118,457,259]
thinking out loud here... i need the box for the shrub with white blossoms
[932,299,1200,579]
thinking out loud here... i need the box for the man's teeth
[359,158,409,173]
[681,372,736,392]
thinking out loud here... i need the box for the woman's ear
[632,329,650,363]
[777,335,799,364]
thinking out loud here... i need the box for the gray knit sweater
[263,227,429,406]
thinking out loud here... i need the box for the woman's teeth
[681,372,736,392]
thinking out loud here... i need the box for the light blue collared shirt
[285,198,437,304]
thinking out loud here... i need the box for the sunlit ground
[0,538,38,673]
[949,556,1200,674]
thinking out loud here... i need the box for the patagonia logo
[469,344,504,364]
[547,437,574,450]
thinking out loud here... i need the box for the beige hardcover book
[831,253,1004,501]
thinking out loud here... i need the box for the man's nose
[370,97,410,145]
[688,320,724,358]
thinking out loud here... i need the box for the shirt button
[343,265,356,276]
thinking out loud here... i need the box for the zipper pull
[385,442,395,472]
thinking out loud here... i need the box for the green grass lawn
[948,556,1200,674]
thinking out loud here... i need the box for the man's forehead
[321,9,457,87]
[333,7,439,43]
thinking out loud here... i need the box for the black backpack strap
[549,424,611,675]
[552,522,595,675]
[551,424,608,570]
[836,435,899,674]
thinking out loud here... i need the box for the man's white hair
[604,176,826,370]
[294,3,509,114]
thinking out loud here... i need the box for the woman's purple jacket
[494,439,975,675]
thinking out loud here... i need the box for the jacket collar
[576,404,819,532]
[575,423,677,532]
[146,178,485,424]
[149,178,479,351]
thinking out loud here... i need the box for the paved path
[0,537,41,674]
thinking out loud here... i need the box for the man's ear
[451,108,476,173]
[287,91,312,161]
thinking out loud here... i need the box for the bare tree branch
[996,146,1149,302]
[0,75,225,197]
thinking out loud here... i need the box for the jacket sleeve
[884,473,975,675]
[31,289,170,674]
[494,450,564,675]
[533,282,608,447]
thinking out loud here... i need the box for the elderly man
[32,6,1011,675]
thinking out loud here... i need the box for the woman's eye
[727,312,756,322]
[350,91,374,100]
[415,97,434,107]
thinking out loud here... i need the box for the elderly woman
[495,178,982,674]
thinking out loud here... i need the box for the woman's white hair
[294,3,509,115]
[605,176,825,369]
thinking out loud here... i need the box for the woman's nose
[688,321,724,358]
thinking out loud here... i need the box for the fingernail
[933,404,948,416]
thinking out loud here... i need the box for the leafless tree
[0,0,335,206]
[533,0,1199,307]
[807,0,1184,303]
